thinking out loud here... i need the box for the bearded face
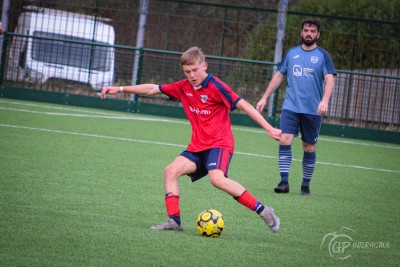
[301,34,319,46]
[300,24,320,47]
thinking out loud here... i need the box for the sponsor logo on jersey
[189,106,211,115]
[303,68,314,76]
[293,65,302,76]
[294,55,300,59]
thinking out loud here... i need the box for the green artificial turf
[0,98,399,266]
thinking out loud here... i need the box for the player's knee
[210,177,222,189]
[209,174,225,189]
[303,142,316,153]
[280,134,294,145]
[164,165,179,181]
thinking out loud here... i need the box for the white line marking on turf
[1,99,399,150]
[0,99,111,114]
[0,106,189,124]
[1,123,399,174]
[0,123,186,148]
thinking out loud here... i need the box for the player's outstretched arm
[101,84,161,99]
[236,99,281,141]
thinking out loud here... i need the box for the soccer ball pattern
[196,209,224,238]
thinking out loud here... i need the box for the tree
[245,0,400,69]
[290,0,400,21]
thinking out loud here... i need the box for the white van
[7,6,115,91]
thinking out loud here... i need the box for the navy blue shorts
[280,109,322,144]
[180,148,232,182]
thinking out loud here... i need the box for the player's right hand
[268,127,282,141]
[101,86,119,99]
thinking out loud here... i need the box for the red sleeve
[159,79,187,101]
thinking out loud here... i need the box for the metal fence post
[88,0,100,85]
[268,0,288,119]
[132,47,143,113]
[131,0,149,103]
[345,20,359,119]
[1,0,11,31]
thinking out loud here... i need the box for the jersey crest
[200,95,208,103]
[311,56,319,64]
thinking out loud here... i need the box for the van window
[31,31,110,71]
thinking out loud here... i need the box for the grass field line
[1,99,399,151]
[0,99,113,115]
[0,106,190,124]
[1,122,399,174]
[0,123,186,148]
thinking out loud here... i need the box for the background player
[256,18,337,195]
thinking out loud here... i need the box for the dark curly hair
[302,18,321,32]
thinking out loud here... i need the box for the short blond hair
[180,46,205,66]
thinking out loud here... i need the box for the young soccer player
[101,46,281,232]
[256,18,337,195]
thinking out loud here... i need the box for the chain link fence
[1,0,399,131]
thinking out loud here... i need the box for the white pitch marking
[0,123,399,174]
[0,99,399,150]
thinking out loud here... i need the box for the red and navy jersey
[159,74,241,153]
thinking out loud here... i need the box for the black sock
[255,202,265,214]
[170,215,181,225]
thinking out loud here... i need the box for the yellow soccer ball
[196,209,225,238]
